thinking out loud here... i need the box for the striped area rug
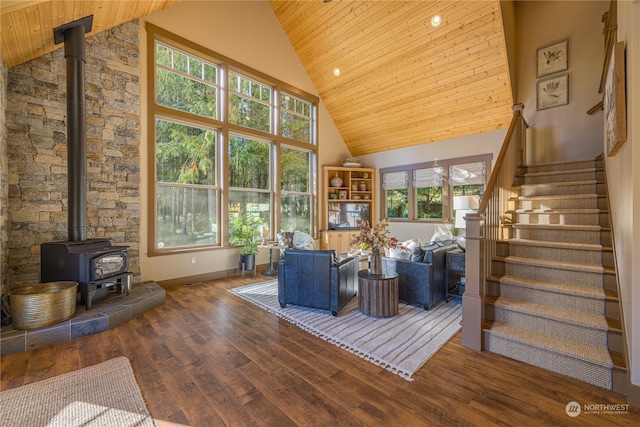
[229,280,462,381]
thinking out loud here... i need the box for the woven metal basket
[9,281,78,330]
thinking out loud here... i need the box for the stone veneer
[5,20,141,291]
[1,56,8,299]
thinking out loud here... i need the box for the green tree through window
[149,31,318,253]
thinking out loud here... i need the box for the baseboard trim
[628,380,640,407]
[156,263,270,288]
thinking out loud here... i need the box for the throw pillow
[277,231,295,249]
[415,244,439,264]
[331,251,339,266]
[388,246,412,260]
[430,230,452,244]
[435,239,456,247]
[401,238,421,251]
[293,231,314,250]
[412,246,425,262]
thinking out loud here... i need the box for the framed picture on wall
[604,41,627,157]
[537,73,569,110]
[537,39,568,77]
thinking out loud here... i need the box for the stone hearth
[1,282,165,356]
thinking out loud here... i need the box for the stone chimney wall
[1,56,8,298]
[5,20,141,290]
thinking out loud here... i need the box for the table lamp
[453,195,479,250]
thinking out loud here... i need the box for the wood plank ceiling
[0,0,180,68]
[270,0,514,156]
[1,0,514,157]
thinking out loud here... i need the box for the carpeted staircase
[483,157,625,392]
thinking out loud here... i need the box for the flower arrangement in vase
[351,219,397,274]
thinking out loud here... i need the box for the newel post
[462,212,484,351]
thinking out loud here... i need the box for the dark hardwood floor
[1,274,638,426]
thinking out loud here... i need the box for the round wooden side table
[358,270,399,317]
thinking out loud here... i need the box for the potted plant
[230,213,262,272]
[358,242,370,255]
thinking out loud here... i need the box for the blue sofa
[381,241,459,310]
[278,249,358,316]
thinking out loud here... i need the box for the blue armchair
[382,241,458,310]
[278,249,358,316]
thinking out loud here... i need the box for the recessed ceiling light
[431,15,442,28]
[333,67,341,76]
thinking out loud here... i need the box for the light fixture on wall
[453,195,479,250]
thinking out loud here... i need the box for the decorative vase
[330,173,343,187]
[369,250,383,275]
[359,181,366,191]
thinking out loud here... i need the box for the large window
[280,146,312,233]
[414,167,443,219]
[380,155,491,222]
[148,25,318,254]
[228,135,271,235]
[382,171,409,219]
[155,119,218,249]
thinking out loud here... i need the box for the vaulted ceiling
[270,1,513,156]
[1,0,514,156]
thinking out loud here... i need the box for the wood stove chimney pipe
[54,15,93,242]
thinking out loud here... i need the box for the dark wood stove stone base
[0,281,165,356]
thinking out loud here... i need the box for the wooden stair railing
[462,103,528,350]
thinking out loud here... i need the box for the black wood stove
[41,240,131,310]
[40,16,132,310]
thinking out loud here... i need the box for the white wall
[358,129,506,243]
[516,1,608,163]
[139,1,350,282]
[607,0,640,394]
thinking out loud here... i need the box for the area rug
[230,280,462,381]
[0,356,155,427]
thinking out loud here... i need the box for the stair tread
[486,321,613,368]
[521,167,598,178]
[512,222,601,231]
[608,316,622,331]
[512,208,602,214]
[497,275,607,299]
[504,255,604,273]
[605,289,619,303]
[491,296,610,330]
[515,194,601,200]
[522,158,599,168]
[508,238,603,251]
[611,350,626,370]
[519,179,602,188]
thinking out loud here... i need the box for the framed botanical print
[604,41,627,157]
[537,73,568,110]
[537,39,568,77]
